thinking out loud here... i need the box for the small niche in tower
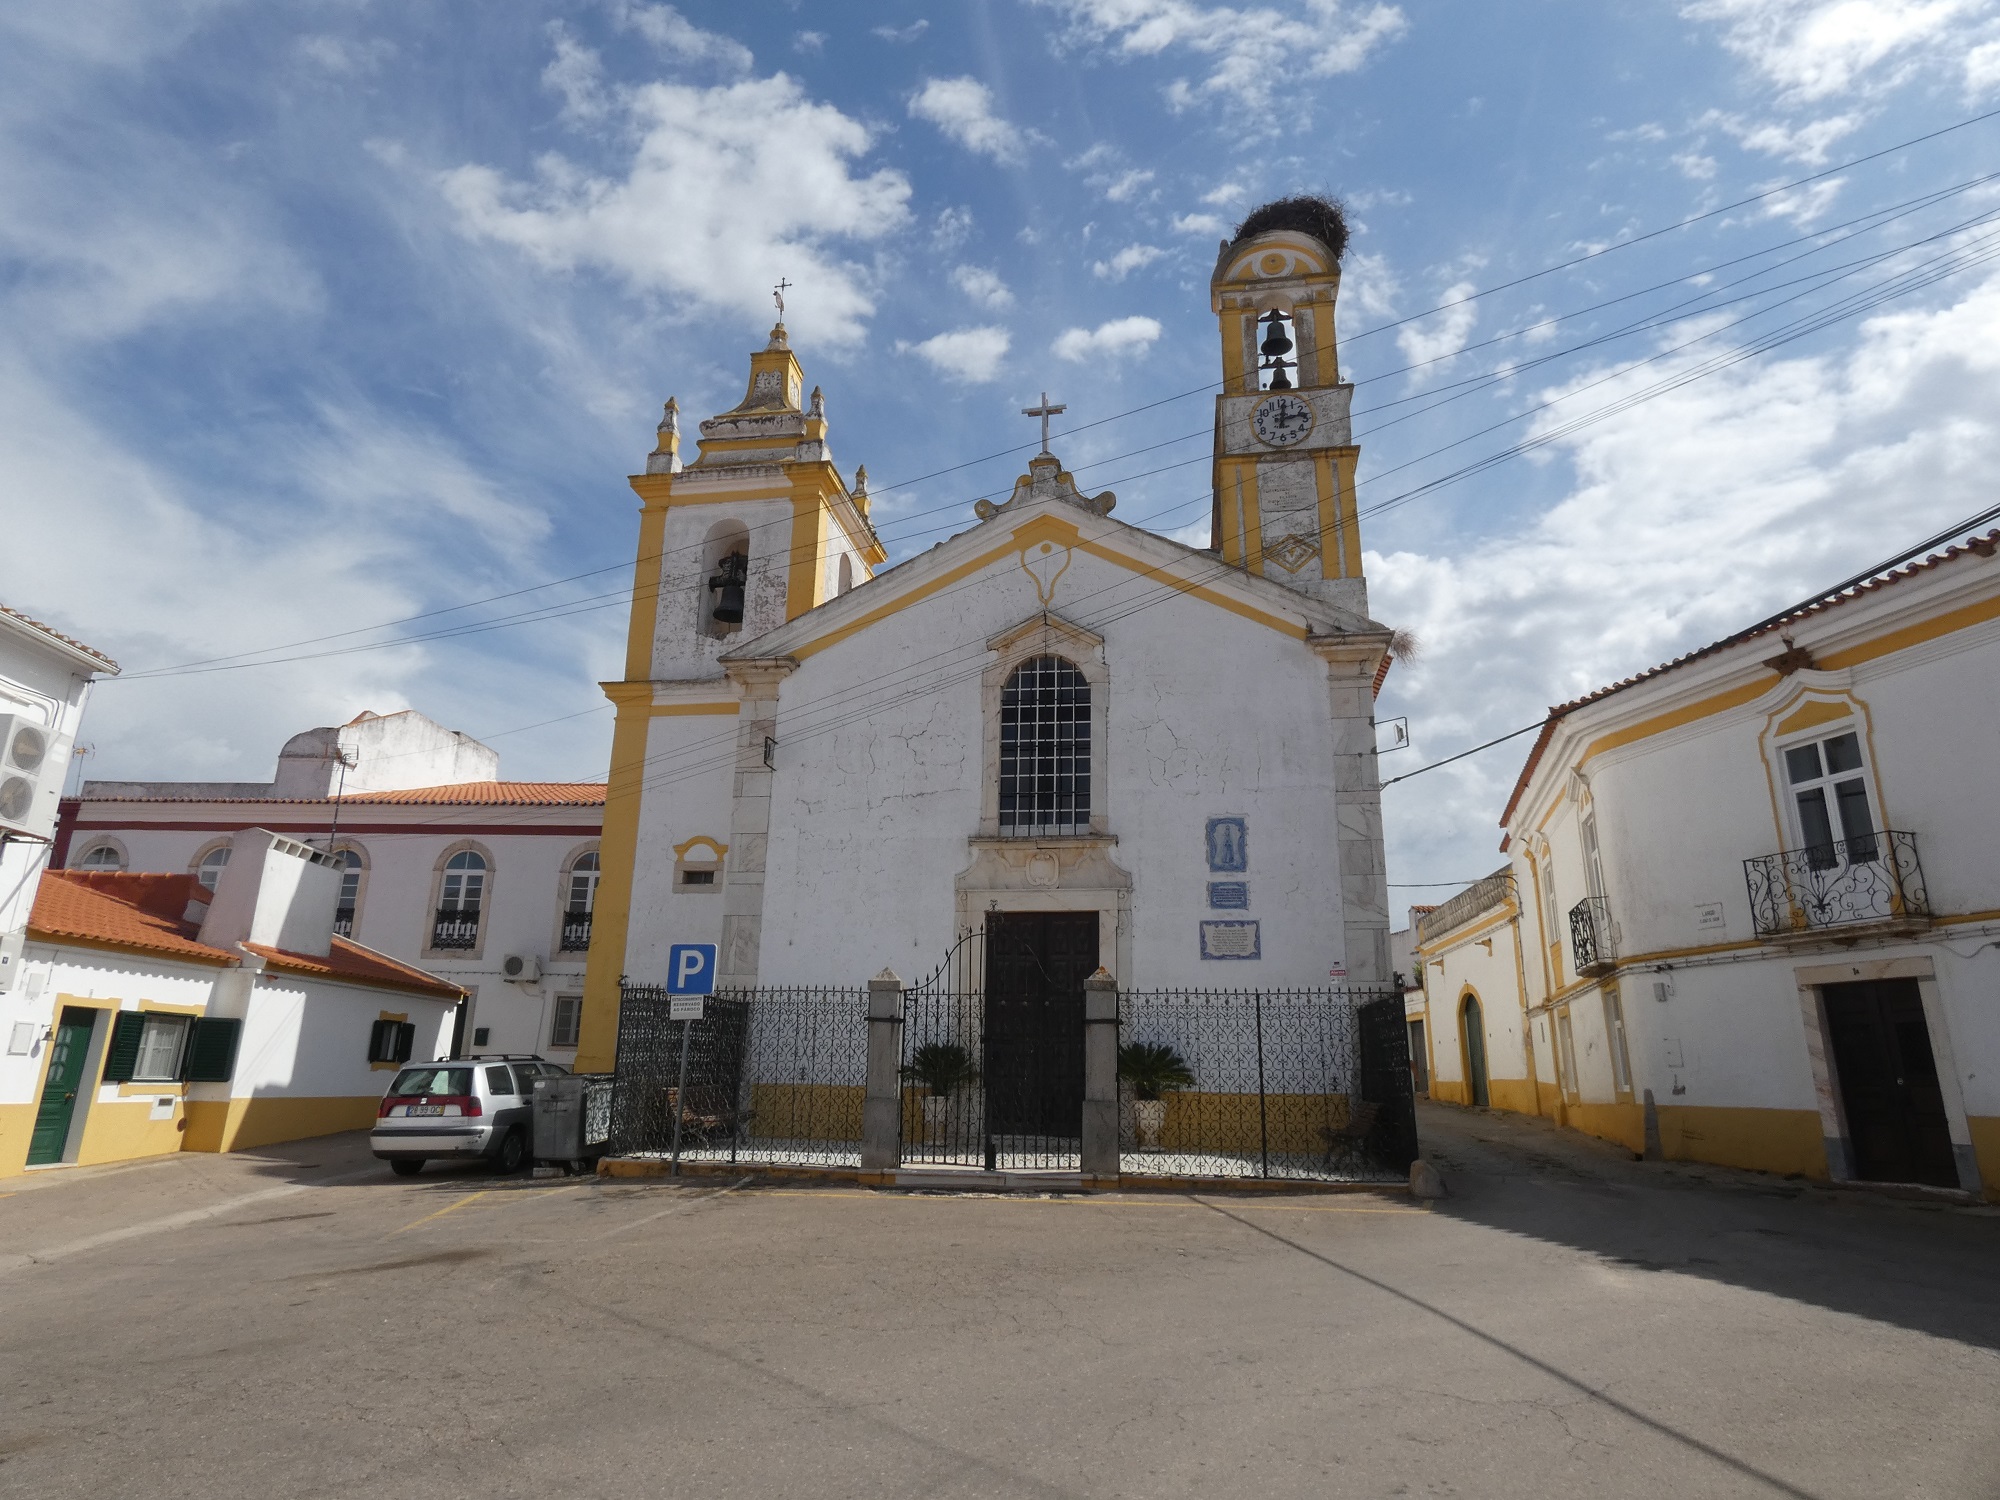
[699,520,751,639]
[1256,308,1297,390]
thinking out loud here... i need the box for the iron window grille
[998,654,1091,836]
[559,912,593,952]
[1568,895,1614,974]
[1743,830,1930,937]
[333,908,355,940]
[432,907,480,950]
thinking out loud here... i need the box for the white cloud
[1103,169,1156,202]
[443,65,911,344]
[1339,250,1402,325]
[1092,243,1165,280]
[1682,0,1991,100]
[1702,107,1864,163]
[793,31,826,53]
[608,1,753,72]
[1202,180,1249,206]
[1172,211,1227,236]
[950,264,1014,309]
[873,19,931,42]
[1053,315,1163,362]
[908,76,1034,165]
[932,206,975,250]
[1967,35,2000,91]
[898,325,1011,383]
[295,34,394,76]
[1040,0,1408,119]
[1673,150,1719,179]
[543,29,608,120]
[1395,281,1478,375]
[1758,175,1846,224]
[1371,261,2000,884]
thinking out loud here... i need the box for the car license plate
[406,1104,445,1116]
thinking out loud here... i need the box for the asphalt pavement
[1,1100,1995,1498]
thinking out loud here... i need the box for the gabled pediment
[987,611,1104,656]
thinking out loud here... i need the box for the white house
[1418,531,2000,1200]
[0,601,117,995]
[59,709,604,1065]
[7,827,461,1175]
[578,198,1396,1079]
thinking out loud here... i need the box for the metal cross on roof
[773,278,791,318]
[1022,391,1066,454]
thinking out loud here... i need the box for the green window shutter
[368,1019,398,1064]
[101,1012,146,1083]
[182,1018,242,1083]
[394,1022,416,1064]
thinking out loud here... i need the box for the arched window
[75,843,124,871]
[1256,307,1297,390]
[195,845,231,892]
[561,850,599,953]
[999,655,1091,835]
[432,849,487,952]
[837,553,854,597]
[700,520,751,640]
[334,848,364,939]
[565,851,600,914]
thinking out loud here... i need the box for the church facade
[576,204,1395,1070]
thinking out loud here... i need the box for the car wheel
[390,1158,424,1177]
[494,1128,527,1175]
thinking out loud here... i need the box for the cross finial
[773,278,791,319]
[1022,391,1066,454]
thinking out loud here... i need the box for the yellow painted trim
[1242,461,1264,576]
[1314,450,1341,579]
[621,494,671,681]
[672,835,729,860]
[1817,588,2000,671]
[576,693,654,1072]
[1579,678,1771,764]
[1775,699,1856,736]
[650,701,738,716]
[785,483,827,621]
[1308,296,1338,387]
[117,1082,184,1098]
[1937,909,2000,926]
[789,513,1307,663]
[1333,448,1363,578]
[1221,311,1250,397]
[1968,1116,2000,1200]
[1217,457,1244,566]
[182,1095,383,1154]
[1414,902,1518,957]
[138,999,204,1016]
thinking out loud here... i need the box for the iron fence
[900,985,1082,1170]
[1569,895,1613,974]
[1116,987,1415,1182]
[1743,829,1930,937]
[609,981,867,1169]
[431,908,479,951]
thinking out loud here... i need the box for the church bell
[708,551,748,625]
[1258,309,1295,389]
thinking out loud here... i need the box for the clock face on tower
[1252,393,1313,447]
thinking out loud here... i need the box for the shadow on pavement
[1414,1099,2000,1353]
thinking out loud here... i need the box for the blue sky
[8,0,2000,894]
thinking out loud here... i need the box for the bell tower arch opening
[700,519,750,639]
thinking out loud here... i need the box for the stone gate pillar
[862,969,904,1174]
[1081,968,1120,1183]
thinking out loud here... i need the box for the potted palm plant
[901,1042,981,1142]
[1118,1042,1194,1150]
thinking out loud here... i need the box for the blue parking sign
[667,943,717,995]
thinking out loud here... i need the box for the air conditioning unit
[501,954,542,983]
[0,714,70,841]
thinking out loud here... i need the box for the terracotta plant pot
[1133,1098,1166,1150]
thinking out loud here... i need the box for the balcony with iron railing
[431,907,481,951]
[559,910,593,953]
[1568,895,1615,977]
[333,908,354,940]
[1743,830,1931,940]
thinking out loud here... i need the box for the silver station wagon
[370,1056,568,1176]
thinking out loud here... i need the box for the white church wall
[621,712,737,988]
[747,544,1359,989]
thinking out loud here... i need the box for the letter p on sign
[667,943,717,995]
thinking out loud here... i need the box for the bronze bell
[708,552,747,625]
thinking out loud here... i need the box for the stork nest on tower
[1223,194,1349,265]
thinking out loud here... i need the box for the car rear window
[388,1066,472,1097]
[486,1065,516,1095]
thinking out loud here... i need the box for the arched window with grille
[194,844,232,892]
[999,655,1091,835]
[74,843,125,871]
[561,850,599,952]
[333,848,364,939]
[431,849,487,952]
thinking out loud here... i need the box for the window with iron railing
[432,850,486,950]
[1568,895,1614,974]
[1743,830,1930,937]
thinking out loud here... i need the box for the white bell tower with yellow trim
[1210,203,1367,618]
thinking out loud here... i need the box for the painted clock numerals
[1252,393,1313,447]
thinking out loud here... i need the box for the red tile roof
[1498,529,2000,828]
[243,940,465,999]
[29,872,231,965]
[30,870,462,998]
[342,781,606,806]
[0,602,119,672]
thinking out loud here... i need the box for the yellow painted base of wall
[1565,1101,1644,1156]
[1963,1115,2000,1200]
[76,1097,188,1167]
[183,1096,381,1154]
[751,1083,864,1142]
[1657,1105,1827,1179]
[1486,1078,1541,1116]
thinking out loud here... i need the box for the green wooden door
[27,1007,96,1166]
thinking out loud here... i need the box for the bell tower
[1209,197,1367,617]
[575,311,886,1070]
